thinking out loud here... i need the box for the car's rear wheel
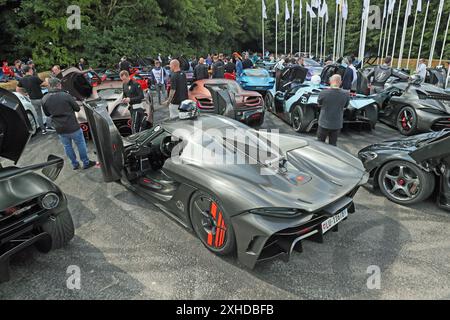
[377,160,435,205]
[291,104,313,133]
[396,106,418,136]
[26,111,37,136]
[189,191,236,256]
[264,92,274,112]
[36,209,75,252]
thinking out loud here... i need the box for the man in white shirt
[151,60,167,104]
[348,57,358,92]
[416,58,427,83]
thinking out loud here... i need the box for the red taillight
[298,227,313,235]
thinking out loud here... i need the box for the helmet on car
[178,100,199,120]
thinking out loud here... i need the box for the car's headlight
[39,192,60,210]
[250,207,303,218]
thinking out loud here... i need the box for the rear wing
[0,155,64,182]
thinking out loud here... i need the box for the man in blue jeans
[42,78,96,170]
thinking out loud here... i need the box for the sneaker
[73,165,80,170]
[83,160,97,170]
[45,127,56,133]
[41,129,47,135]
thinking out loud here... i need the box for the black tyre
[36,209,75,252]
[189,191,236,256]
[291,104,314,133]
[26,111,37,136]
[377,160,435,205]
[396,106,418,136]
[264,92,274,112]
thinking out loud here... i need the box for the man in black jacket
[42,78,96,170]
[120,70,145,133]
[211,55,225,79]
[367,56,409,94]
[193,57,209,81]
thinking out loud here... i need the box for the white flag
[406,0,413,17]
[383,0,387,19]
[299,0,303,18]
[307,2,317,18]
[276,0,280,15]
[262,0,267,19]
[388,0,396,14]
[311,0,319,8]
[416,0,422,12]
[342,0,348,20]
[285,0,291,20]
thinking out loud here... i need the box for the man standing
[16,65,49,134]
[317,75,350,146]
[367,56,409,94]
[211,55,225,79]
[341,58,354,91]
[120,70,145,134]
[51,65,63,79]
[163,59,188,119]
[348,57,358,92]
[119,56,132,74]
[151,60,167,104]
[78,58,86,71]
[193,57,209,81]
[12,60,23,80]
[242,53,254,69]
[416,58,427,83]
[42,78,96,170]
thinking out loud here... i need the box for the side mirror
[42,155,64,181]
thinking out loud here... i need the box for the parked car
[188,79,265,127]
[359,129,450,210]
[371,78,450,136]
[237,68,275,94]
[0,88,74,282]
[83,103,368,269]
[12,92,40,136]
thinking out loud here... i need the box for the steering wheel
[160,135,175,158]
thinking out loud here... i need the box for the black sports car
[83,101,368,269]
[358,129,450,210]
[0,88,74,282]
[372,80,450,135]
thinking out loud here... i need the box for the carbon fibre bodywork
[358,130,450,211]
[0,88,72,282]
[84,101,368,269]
[372,82,450,135]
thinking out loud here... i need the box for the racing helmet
[311,75,321,86]
[178,100,199,120]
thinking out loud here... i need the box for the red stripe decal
[207,232,213,246]
[215,213,222,247]
[219,215,226,247]
[211,202,217,219]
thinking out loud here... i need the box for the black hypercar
[358,130,450,210]
[83,98,368,269]
[0,88,74,282]
[372,81,450,135]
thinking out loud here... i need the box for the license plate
[321,209,348,234]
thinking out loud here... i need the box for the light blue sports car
[237,68,275,93]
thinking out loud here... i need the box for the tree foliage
[0,0,449,70]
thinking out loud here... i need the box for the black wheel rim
[292,106,302,131]
[265,94,273,112]
[382,164,421,201]
[192,195,227,249]
[398,108,415,133]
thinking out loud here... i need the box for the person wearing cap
[26,59,37,75]
[42,78,96,170]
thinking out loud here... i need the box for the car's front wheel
[189,191,236,256]
[291,104,313,133]
[264,92,274,112]
[377,160,435,205]
[26,111,37,136]
[396,106,418,136]
[36,209,75,252]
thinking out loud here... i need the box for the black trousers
[130,108,145,134]
[317,126,340,146]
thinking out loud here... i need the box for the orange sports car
[188,79,264,127]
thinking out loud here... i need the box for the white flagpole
[406,1,419,69]
[324,14,328,59]
[316,7,320,57]
[439,13,450,66]
[386,2,394,60]
[377,0,387,65]
[429,0,445,67]
[360,1,371,67]
[397,0,411,68]
[446,62,450,89]
[291,0,294,54]
[341,16,346,57]
[333,1,338,60]
[336,4,342,58]
[320,14,324,59]
[305,4,308,55]
[262,1,265,56]
[417,0,430,68]
[381,2,391,61]
[391,0,402,59]
[276,4,279,59]
[285,14,288,54]
[299,1,303,54]
[309,11,313,55]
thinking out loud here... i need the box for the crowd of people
[0,50,437,168]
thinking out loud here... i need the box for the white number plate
[321,209,348,234]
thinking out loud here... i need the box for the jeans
[317,126,340,146]
[155,83,166,104]
[30,99,45,130]
[130,107,145,134]
[58,129,90,168]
